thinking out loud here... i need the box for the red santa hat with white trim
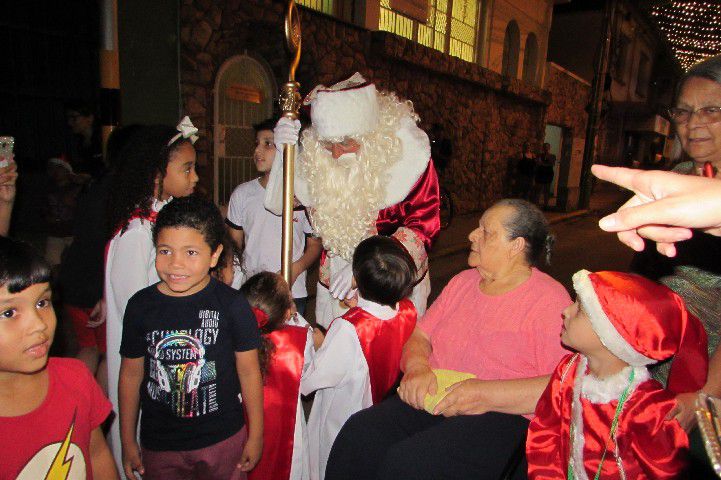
[572,269,708,395]
[304,72,379,140]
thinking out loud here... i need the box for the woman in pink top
[326,199,570,480]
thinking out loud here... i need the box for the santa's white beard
[299,91,408,261]
[302,149,387,261]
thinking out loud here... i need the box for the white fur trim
[294,114,431,209]
[382,115,431,207]
[572,270,655,367]
[311,83,379,139]
[293,165,311,207]
[581,365,649,404]
[571,355,641,479]
[570,355,590,480]
[48,157,73,173]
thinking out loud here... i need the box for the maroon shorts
[141,426,248,480]
[65,305,106,353]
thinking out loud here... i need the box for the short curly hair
[153,196,225,257]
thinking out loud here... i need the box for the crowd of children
[0,112,713,480]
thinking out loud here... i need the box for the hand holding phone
[0,138,18,206]
[0,137,14,168]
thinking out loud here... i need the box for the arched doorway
[213,55,276,205]
[502,20,520,79]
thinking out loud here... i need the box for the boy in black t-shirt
[119,196,263,480]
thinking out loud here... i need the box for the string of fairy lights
[650,1,721,70]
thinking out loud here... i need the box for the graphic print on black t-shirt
[147,309,222,418]
[121,278,262,450]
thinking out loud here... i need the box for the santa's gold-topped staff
[279,0,302,285]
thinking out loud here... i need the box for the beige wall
[485,0,553,85]
[364,0,553,87]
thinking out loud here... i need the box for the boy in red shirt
[0,237,118,479]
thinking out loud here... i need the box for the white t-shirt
[227,178,314,298]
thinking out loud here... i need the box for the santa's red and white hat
[572,269,708,394]
[305,72,379,140]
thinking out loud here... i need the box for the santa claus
[266,73,440,328]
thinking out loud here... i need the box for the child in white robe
[301,236,418,480]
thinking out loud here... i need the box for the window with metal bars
[379,0,480,63]
[296,0,334,15]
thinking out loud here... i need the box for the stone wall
[545,63,589,138]
[180,0,552,214]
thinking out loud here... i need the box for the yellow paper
[423,369,476,414]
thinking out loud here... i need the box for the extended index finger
[600,197,691,233]
[591,165,641,192]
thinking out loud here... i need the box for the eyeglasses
[668,106,721,125]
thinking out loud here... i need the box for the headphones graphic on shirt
[153,334,206,394]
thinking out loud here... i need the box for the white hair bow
[168,115,199,146]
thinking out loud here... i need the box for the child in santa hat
[527,269,708,479]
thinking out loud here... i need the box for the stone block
[191,20,213,50]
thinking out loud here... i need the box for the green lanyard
[567,368,636,480]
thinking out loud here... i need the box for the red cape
[342,298,417,404]
[249,325,308,480]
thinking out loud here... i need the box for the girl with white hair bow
[104,118,200,468]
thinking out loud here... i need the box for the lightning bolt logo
[44,413,75,480]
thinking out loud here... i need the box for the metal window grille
[297,0,334,15]
[449,0,477,62]
[380,0,478,62]
[379,0,415,41]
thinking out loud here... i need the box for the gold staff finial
[285,0,302,83]
[279,0,302,285]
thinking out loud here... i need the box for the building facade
[548,0,681,175]
[172,0,561,213]
[114,0,617,213]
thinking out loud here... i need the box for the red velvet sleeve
[526,354,577,480]
[622,386,689,479]
[376,160,440,251]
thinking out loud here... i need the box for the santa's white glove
[329,258,355,300]
[264,153,284,215]
[274,117,301,151]
[264,118,299,215]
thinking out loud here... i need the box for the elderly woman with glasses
[632,54,721,435]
